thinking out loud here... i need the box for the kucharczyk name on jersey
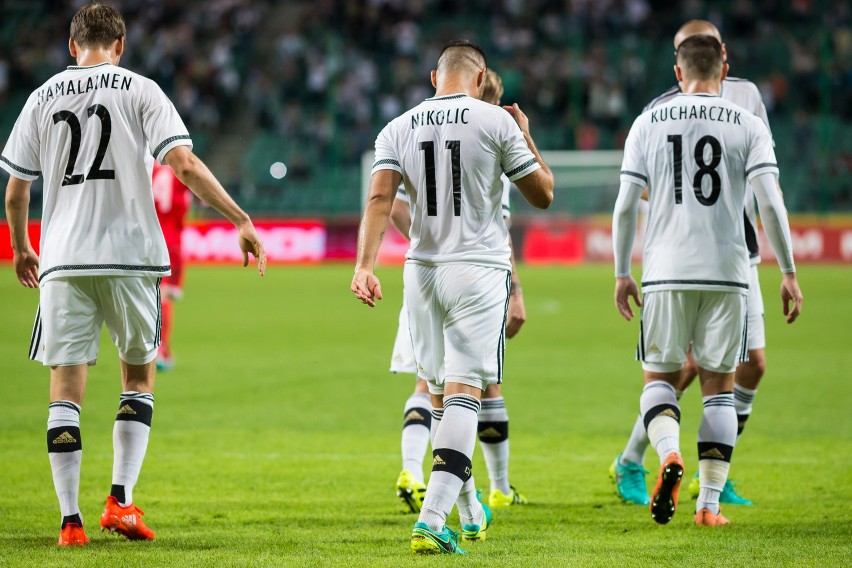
[620,93,778,295]
[36,71,132,106]
[650,104,742,125]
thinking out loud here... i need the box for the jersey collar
[675,92,720,98]
[425,93,468,101]
[66,62,112,71]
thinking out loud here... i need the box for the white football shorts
[746,265,765,351]
[30,275,162,366]
[638,289,747,374]
[390,296,417,374]
[403,262,511,394]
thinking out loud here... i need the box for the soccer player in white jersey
[610,19,784,508]
[1,3,266,546]
[613,34,802,526]
[393,70,528,514]
[352,41,553,554]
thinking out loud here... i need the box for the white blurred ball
[270,162,288,179]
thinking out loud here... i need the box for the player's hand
[780,272,803,324]
[352,268,382,308]
[13,248,39,288]
[506,287,526,338]
[614,276,642,321]
[502,103,530,134]
[237,223,266,276]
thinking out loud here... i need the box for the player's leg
[393,298,430,511]
[404,263,464,553]
[99,276,160,540]
[640,291,690,525]
[691,291,747,526]
[479,383,526,507]
[39,277,101,546]
[49,365,89,546]
[397,378,430,512]
[157,244,183,371]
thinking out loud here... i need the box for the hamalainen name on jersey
[37,73,132,106]
[410,107,470,129]
[651,104,742,125]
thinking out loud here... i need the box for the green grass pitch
[0,263,850,567]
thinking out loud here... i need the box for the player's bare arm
[389,194,412,240]
[4,176,39,288]
[506,227,526,338]
[352,168,401,307]
[505,103,554,209]
[164,145,266,275]
[750,171,803,323]
[612,180,644,321]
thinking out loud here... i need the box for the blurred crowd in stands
[0,0,850,212]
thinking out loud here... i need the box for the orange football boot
[58,523,89,546]
[649,452,684,525]
[695,507,731,526]
[100,496,156,540]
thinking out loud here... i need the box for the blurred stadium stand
[0,0,849,216]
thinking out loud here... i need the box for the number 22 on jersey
[52,104,115,186]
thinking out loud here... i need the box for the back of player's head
[481,70,503,105]
[676,35,723,80]
[437,40,487,76]
[70,2,126,49]
[674,19,722,49]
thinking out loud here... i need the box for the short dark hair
[438,39,487,72]
[675,35,723,80]
[70,2,126,49]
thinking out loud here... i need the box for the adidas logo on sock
[433,455,446,466]
[479,427,502,439]
[656,408,678,420]
[52,431,77,445]
[118,404,137,415]
[700,447,726,459]
[404,410,424,421]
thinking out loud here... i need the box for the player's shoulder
[721,76,761,98]
[642,84,680,112]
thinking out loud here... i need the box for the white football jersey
[0,62,192,283]
[644,77,771,264]
[373,93,538,270]
[621,93,778,294]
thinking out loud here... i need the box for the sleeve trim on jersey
[40,263,170,282]
[1,155,41,178]
[153,135,192,160]
[642,279,749,290]
[373,158,400,169]
[745,162,778,176]
[620,170,647,183]
[505,158,538,179]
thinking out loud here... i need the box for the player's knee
[744,351,766,380]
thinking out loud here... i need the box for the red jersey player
[152,162,190,370]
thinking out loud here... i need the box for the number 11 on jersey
[420,140,461,216]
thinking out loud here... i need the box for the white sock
[697,393,737,514]
[418,394,480,532]
[733,384,757,439]
[401,393,431,482]
[111,392,154,507]
[621,414,649,466]
[478,397,510,494]
[456,477,485,528]
[47,401,83,527]
[640,381,681,463]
